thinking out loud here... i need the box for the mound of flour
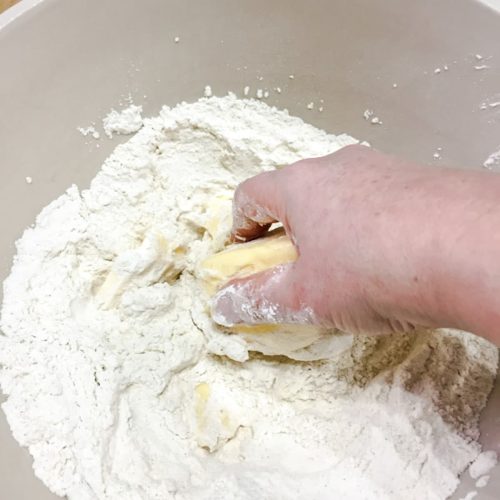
[0,95,498,500]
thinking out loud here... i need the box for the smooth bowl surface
[1,0,499,498]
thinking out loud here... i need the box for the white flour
[103,104,143,138]
[483,147,500,170]
[77,126,100,140]
[0,95,498,500]
[469,451,498,479]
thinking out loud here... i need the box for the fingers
[211,263,318,327]
[232,170,286,242]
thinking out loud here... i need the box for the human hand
[212,145,457,335]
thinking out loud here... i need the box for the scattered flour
[77,126,100,140]
[459,492,478,500]
[102,104,143,138]
[475,475,490,488]
[363,108,383,125]
[0,95,498,500]
[468,450,498,479]
[25,176,33,184]
[483,147,500,169]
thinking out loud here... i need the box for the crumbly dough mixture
[1,95,497,500]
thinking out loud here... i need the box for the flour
[103,104,143,138]
[459,492,478,500]
[78,125,100,140]
[475,475,490,488]
[363,108,383,125]
[468,450,498,479]
[0,95,498,500]
[483,147,500,170]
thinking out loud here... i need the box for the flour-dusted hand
[213,144,500,343]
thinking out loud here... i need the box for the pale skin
[212,144,500,346]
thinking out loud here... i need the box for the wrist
[363,166,480,333]
[409,169,500,343]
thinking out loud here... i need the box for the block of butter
[200,227,297,295]
[199,228,353,360]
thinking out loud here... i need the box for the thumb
[211,263,317,327]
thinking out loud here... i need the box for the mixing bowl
[1,0,499,498]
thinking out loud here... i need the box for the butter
[204,196,232,239]
[197,229,355,362]
[200,228,297,295]
[95,230,179,309]
[193,382,240,452]
[195,382,211,432]
[198,228,331,343]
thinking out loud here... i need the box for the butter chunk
[95,230,180,309]
[200,228,297,294]
[199,228,353,361]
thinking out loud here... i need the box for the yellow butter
[199,228,352,361]
[199,228,309,336]
[195,382,211,402]
[200,228,297,295]
[195,382,211,431]
[94,231,178,309]
[204,196,232,239]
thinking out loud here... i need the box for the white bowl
[0,1,499,498]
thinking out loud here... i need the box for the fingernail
[211,284,245,327]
